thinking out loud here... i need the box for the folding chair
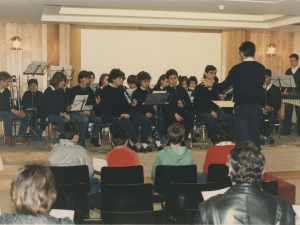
[165,182,222,223]
[153,165,197,202]
[102,210,164,224]
[206,164,232,188]
[101,183,153,217]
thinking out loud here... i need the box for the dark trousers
[234,104,261,148]
[163,111,193,139]
[100,113,139,144]
[283,104,300,135]
[138,113,164,143]
[261,111,277,138]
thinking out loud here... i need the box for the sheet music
[153,90,167,94]
[49,65,73,80]
[24,61,50,75]
[93,158,108,172]
[50,209,74,220]
[201,187,230,201]
[212,100,234,108]
[71,95,88,111]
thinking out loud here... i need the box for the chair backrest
[165,183,223,217]
[101,183,153,214]
[206,164,232,188]
[102,210,164,224]
[101,165,144,188]
[261,181,278,196]
[50,165,91,193]
[51,183,89,215]
[154,165,197,197]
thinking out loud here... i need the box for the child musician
[21,78,44,140]
[70,70,101,147]
[131,71,164,151]
[40,72,81,146]
[99,68,144,152]
[162,69,194,142]
[153,74,169,91]
[0,71,31,147]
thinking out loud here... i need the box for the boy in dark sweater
[204,41,265,148]
[0,71,31,147]
[162,69,194,141]
[194,65,233,144]
[99,68,144,152]
[21,78,44,140]
[131,71,164,151]
[69,70,101,147]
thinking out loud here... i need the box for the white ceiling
[2,0,300,31]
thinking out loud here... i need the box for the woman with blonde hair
[0,164,73,224]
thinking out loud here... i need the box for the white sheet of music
[201,187,230,201]
[212,100,234,108]
[50,209,74,220]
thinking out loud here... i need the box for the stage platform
[0,133,300,214]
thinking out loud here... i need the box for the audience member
[197,123,235,183]
[106,128,140,166]
[260,69,281,145]
[0,71,31,147]
[48,122,100,193]
[194,140,295,225]
[151,123,194,181]
[0,164,73,224]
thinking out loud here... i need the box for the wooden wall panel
[47,23,59,82]
[70,25,81,87]
[59,24,70,67]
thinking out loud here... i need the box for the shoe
[16,136,29,145]
[129,145,139,152]
[192,137,198,143]
[268,136,275,145]
[91,137,100,147]
[139,146,153,153]
[260,137,266,145]
[51,137,59,147]
[5,138,13,147]
[154,143,164,151]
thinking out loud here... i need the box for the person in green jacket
[151,123,194,181]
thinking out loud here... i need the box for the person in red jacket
[197,123,235,183]
[106,128,140,167]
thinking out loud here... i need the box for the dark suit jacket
[261,84,281,112]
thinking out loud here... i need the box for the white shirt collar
[215,141,235,146]
[0,88,4,93]
[140,86,147,90]
[266,83,272,91]
[243,57,255,62]
[291,66,299,74]
[49,85,55,91]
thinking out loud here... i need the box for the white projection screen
[81,29,221,87]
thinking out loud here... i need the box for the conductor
[203,41,265,148]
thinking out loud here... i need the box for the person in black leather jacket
[194,140,295,225]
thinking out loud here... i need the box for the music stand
[23,61,50,142]
[48,65,74,81]
[271,75,296,142]
[70,95,89,112]
[143,92,172,154]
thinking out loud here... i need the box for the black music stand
[271,75,296,143]
[49,65,74,81]
[143,92,172,154]
[23,61,50,142]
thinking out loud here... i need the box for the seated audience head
[99,73,109,87]
[156,74,168,89]
[10,164,57,215]
[166,69,178,87]
[50,72,67,89]
[0,71,12,89]
[89,71,95,84]
[188,76,198,89]
[167,123,185,145]
[137,71,151,89]
[227,140,265,184]
[27,79,38,92]
[217,123,235,143]
[239,41,256,58]
[127,74,138,89]
[60,122,79,142]
[179,76,189,90]
[109,68,125,86]
[77,70,90,86]
[111,128,129,147]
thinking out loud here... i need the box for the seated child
[106,128,140,167]
[151,123,194,181]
